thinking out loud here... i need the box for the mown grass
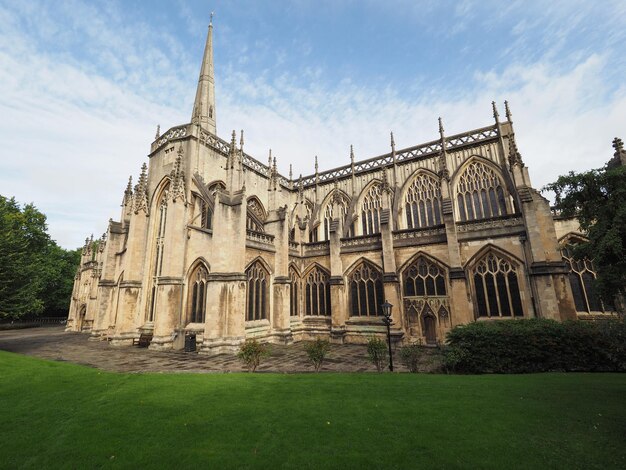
[1,351,625,469]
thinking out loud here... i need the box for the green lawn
[1,351,625,469]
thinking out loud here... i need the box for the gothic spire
[191,18,216,134]
[504,100,512,122]
[134,163,149,215]
[122,175,133,207]
[492,101,499,123]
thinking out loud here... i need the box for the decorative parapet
[299,125,499,188]
[151,123,498,191]
[392,226,447,248]
[152,124,188,152]
[199,129,230,154]
[456,214,524,233]
[246,229,275,245]
[340,234,382,253]
[303,240,330,256]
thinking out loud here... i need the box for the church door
[423,315,437,345]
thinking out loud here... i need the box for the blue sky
[0,0,625,248]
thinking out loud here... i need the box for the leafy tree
[40,244,81,316]
[543,138,626,311]
[0,195,80,319]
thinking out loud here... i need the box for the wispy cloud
[0,0,624,249]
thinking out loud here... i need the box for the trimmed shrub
[367,337,388,372]
[399,342,422,373]
[237,339,270,372]
[444,318,626,374]
[304,338,331,372]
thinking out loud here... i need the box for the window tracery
[246,261,269,321]
[561,240,605,313]
[149,188,168,322]
[322,192,349,240]
[289,266,300,317]
[403,257,447,297]
[471,252,524,318]
[404,174,443,229]
[456,161,508,222]
[188,264,208,323]
[246,198,266,232]
[304,266,331,316]
[360,184,383,235]
[349,261,384,316]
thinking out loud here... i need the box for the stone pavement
[0,326,423,373]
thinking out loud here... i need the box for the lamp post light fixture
[381,300,394,372]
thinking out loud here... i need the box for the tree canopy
[0,195,81,319]
[544,139,626,310]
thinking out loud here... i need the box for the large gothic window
[349,261,384,316]
[471,252,524,318]
[289,266,300,317]
[246,261,269,321]
[456,161,508,222]
[149,188,169,322]
[323,193,349,240]
[246,197,266,232]
[561,241,604,312]
[360,184,383,235]
[304,266,331,316]
[188,264,208,323]
[197,182,225,230]
[405,174,443,229]
[403,257,447,297]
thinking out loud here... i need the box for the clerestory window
[456,161,508,222]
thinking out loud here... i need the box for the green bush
[367,337,388,372]
[444,318,626,374]
[304,338,331,372]
[237,339,270,372]
[399,342,422,373]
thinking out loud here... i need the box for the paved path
[0,327,427,373]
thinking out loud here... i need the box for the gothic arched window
[246,197,266,232]
[471,252,524,318]
[149,187,169,322]
[404,173,443,229]
[188,264,208,323]
[289,266,300,317]
[323,193,349,240]
[561,240,604,312]
[304,266,331,316]
[403,257,447,297]
[199,182,225,230]
[246,261,269,321]
[349,261,384,316]
[456,161,508,222]
[360,184,383,235]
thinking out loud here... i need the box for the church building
[67,21,610,353]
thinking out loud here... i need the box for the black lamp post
[381,300,394,372]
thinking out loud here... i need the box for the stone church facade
[67,22,611,353]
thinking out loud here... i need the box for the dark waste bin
[184,333,197,352]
